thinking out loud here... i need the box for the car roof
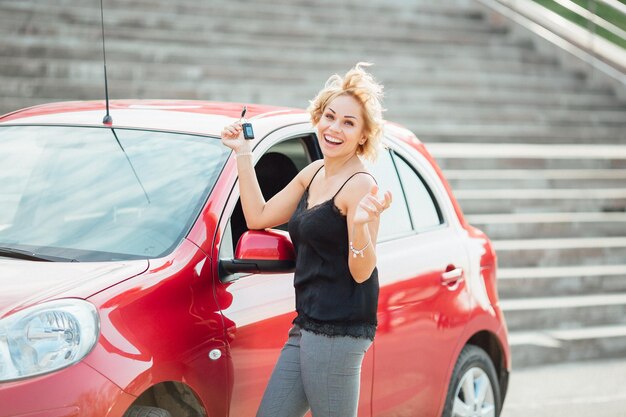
[0,99,421,145]
[0,100,310,139]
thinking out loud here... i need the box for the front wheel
[442,345,501,417]
[123,406,172,417]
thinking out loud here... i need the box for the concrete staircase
[1,0,626,368]
[431,142,626,367]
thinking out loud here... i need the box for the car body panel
[0,100,510,417]
[0,362,135,417]
[372,225,472,416]
[0,259,148,318]
[0,100,306,142]
[83,238,228,417]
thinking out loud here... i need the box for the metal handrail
[599,0,626,16]
[552,0,626,41]
[476,0,626,88]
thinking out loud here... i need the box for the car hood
[0,258,149,318]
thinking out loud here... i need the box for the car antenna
[97,0,148,203]
[111,129,151,204]
[100,0,112,125]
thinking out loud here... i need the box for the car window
[392,152,444,232]
[225,136,312,262]
[365,149,412,241]
[267,137,311,172]
[0,125,229,261]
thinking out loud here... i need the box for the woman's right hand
[221,122,249,153]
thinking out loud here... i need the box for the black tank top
[288,165,379,340]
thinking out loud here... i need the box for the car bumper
[494,315,511,407]
[0,362,136,417]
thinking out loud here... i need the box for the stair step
[420,134,626,145]
[0,31,540,64]
[70,0,481,17]
[438,158,626,171]
[450,178,626,190]
[0,58,601,94]
[0,12,508,47]
[397,106,626,126]
[0,97,67,116]
[0,38,587,83]
[0,1,497,35]
[2,75,620,112]
[412,124,626,142]
[448,169,626,189]
[501,293,626,330]
[9,89,621,124]
[432,143,626,171]
[509,324,626,367]
[428,143,626,158]
[469,212,626,239]
[51,0,482,18]
[2,79,622,126]
[0,97,55,115]
[495,236,626,250]
[455,189,626,214]
[0,36,571,78]
[0,76,311,103]
[392,88,622,107]
[447,169,626,180]
[497,265,626,298]
[494,237,626,267]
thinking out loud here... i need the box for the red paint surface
[235,230,295,261]
[0,362,135,417]
[0,100,509,417]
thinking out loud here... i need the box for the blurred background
[1,0,625,415]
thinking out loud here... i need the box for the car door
[216,127,373,417]
[367,145,472,417]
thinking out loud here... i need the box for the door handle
[441,267,464,285]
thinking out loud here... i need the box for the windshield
[0,125,229,261]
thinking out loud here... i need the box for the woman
[221,63,392,417]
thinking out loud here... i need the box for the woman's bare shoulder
[335,170,377,213]
[296,159,325,185]
[344,170,376,195]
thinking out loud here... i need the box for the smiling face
[316,94,367,159]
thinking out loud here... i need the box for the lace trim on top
[303,189,347,218]
[294,314,376,341]
[303,165,374,218]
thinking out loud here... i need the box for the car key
[240,106,255,140]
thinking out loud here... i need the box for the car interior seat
[231,152,300,247]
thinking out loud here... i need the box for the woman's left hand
[353,185,392,225]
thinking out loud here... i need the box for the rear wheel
[442,345,501,417]
[123,406,172,417]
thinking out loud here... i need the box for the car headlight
[0,299,99,382]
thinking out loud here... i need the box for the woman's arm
[221,122,322,230]
[339,175,392,283]
[242,159,323,229]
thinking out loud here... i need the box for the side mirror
[220,229,296,277]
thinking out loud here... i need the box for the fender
[85,240,230,417]
[435,309,510,417]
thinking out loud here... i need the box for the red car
[0,100,509,417]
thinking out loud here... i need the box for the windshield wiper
[0,246,78,262]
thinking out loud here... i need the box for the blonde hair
[308,62,384,161]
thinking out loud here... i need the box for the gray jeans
[256,325,372,417]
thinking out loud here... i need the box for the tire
[441,345,501,417]
[123,406,172,417]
